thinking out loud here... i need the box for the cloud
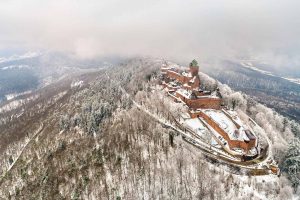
[0,0,300,70]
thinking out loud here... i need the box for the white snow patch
[1,65,30,70]
[0,51,41,64]
[185,118,207,137]
[241,61,300,86]
[5,90,32,101]
[71,80,84,88]
[240,62,275,77]
[0,94,38,113]
[283,77,300,85]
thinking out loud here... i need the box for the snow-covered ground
[240,61,275,77]
[5,90,32,101]
[283,77,300,85]
[1,65,30,70]
[185,118,207,137]
[198,116,243,156]
[203,109,237,139]
[0,94,39,114]
[233,174,281,200]
[71,80,84,88]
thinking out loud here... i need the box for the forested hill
[0,67,39,102]
[0,52,121,103]
[0,58,299,199]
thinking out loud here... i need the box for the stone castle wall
[189,66,199,76]
[189,110,256,151]
[166,70,192,84]
[176,92,222,110]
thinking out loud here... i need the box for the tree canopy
[190,59,198,67]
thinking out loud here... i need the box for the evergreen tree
[190,59,198,67]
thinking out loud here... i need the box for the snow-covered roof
[203,109,254,141]
[176,88,192,99]
[222,109,243,127]
[182,71,192,77]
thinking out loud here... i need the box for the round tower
[189,59,199,77]
[189,66,199,76]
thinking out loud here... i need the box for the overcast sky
[0,0,300,71]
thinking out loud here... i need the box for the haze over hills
[0,51,122,103]
[202,60,300,121]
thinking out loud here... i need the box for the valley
[202,60,300,121]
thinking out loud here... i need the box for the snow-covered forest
[0,58,299,199]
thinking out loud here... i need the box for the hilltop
[0,58,299,199]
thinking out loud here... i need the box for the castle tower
[189,65,199,77]
[189,59,199,77]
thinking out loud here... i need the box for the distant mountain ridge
[202,60,300,121]
[0,52,122,103]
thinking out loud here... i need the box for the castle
[161,60,221,110]
[160,60,257,155]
